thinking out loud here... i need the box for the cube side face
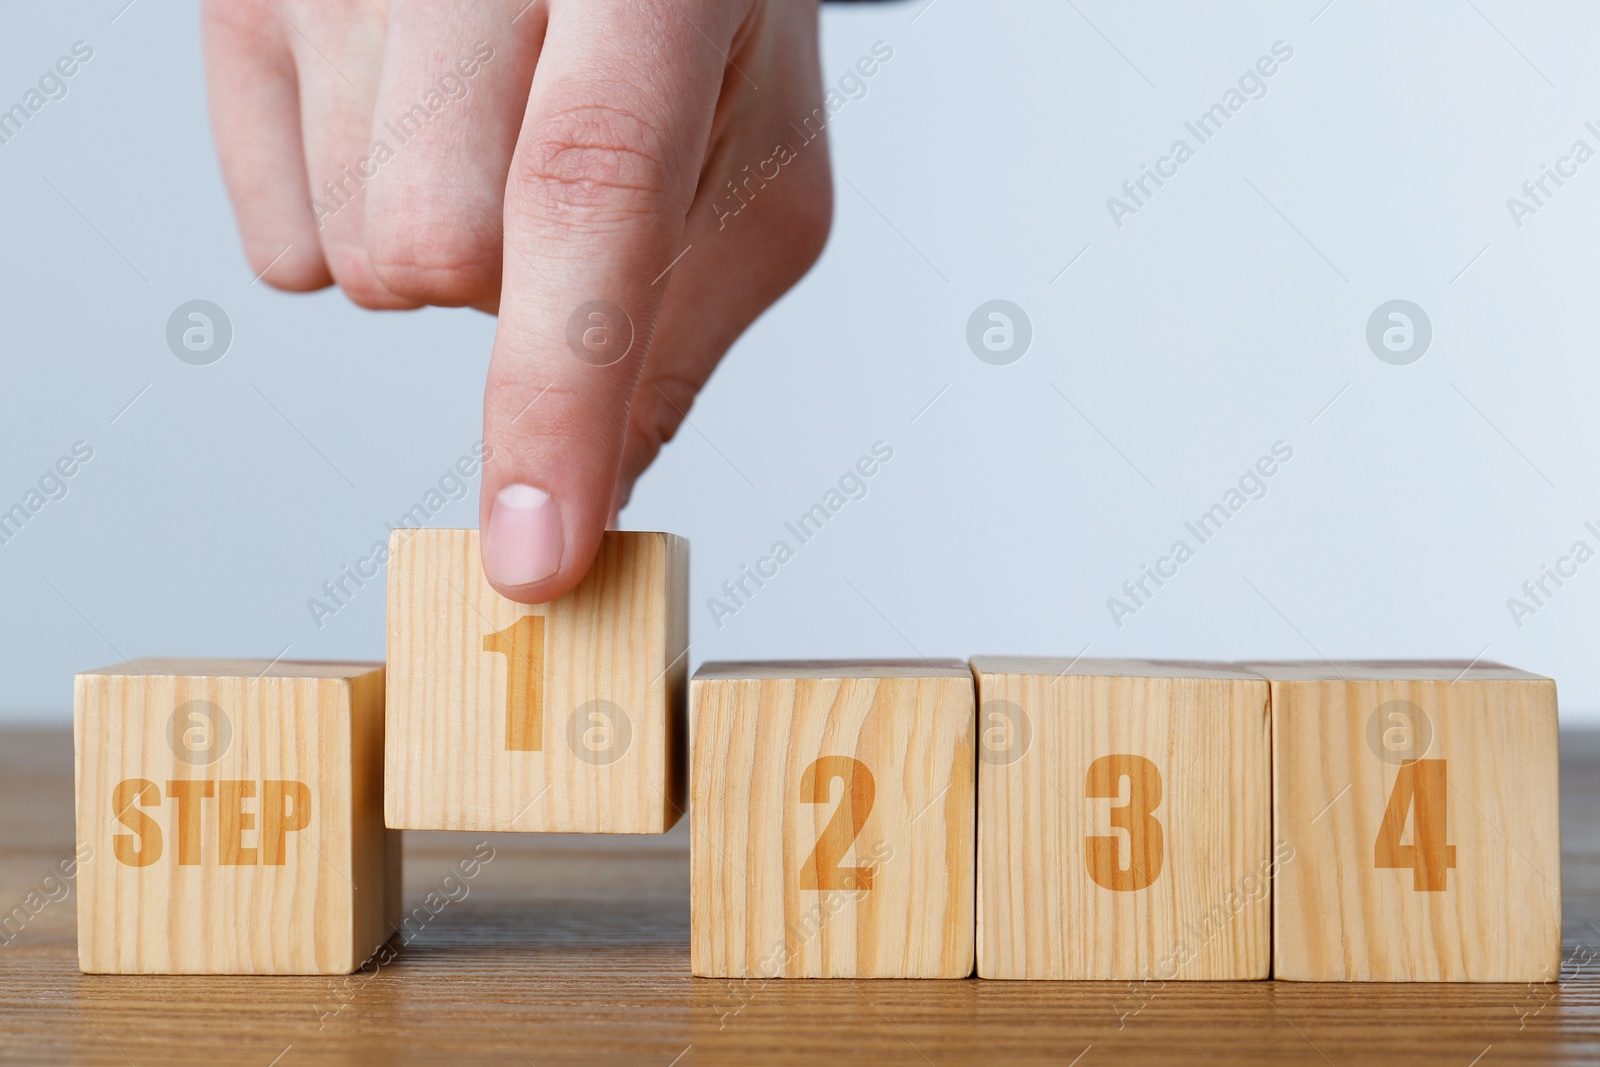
[662,533,690,830]
[386,529,685,833]
[690,673,975,978]
[74,670,370,974]
[1272,677,1561,981]
[976,669,1271,980]
[345,670,399,967]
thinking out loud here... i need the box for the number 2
[482,616,546,752]
[1374,759,1456,891]
[799,757,875,892]
[1085,754,1164,891]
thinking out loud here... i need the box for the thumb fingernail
[484,483,563,587]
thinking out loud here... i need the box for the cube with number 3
[1258,661,1560,981]
[972,658,1272,980]
[385,529,688,833]
[690,661,975,978]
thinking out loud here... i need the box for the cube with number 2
[690,661,975,978]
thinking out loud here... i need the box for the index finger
[479,0,738,601]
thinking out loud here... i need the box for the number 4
[1374,759,1456,892]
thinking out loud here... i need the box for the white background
[3,1,1598,721]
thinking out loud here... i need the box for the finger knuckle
[630,374,697,454]
[486,376,626,450]
[248,243,331,293]
[322,243,418,310]
[709,151,834,288]
[368,214,500,307]
[512,101,673,222]
[781,178,834,274]
[202,0,276,37]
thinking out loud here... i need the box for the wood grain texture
[6,727,1600,1064]
[385,528,688,834]
[1255,660,1562,982]
[972,657,1271,980]
[691,661,975,978]
[73,661,398,975]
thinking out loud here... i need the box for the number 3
[799,757,876,892]
[1085,754,1164,891]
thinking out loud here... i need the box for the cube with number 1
[385,529,688,833]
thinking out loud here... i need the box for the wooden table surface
[3,726,1598,1066]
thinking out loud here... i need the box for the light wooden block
[1258,660,1561,982]
[690,661,975,978]
[972,657,1271,980]
[386,528,688,833]
[74,659,398,974]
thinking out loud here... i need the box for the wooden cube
[690,661,974,978]
[74,659,398,974]
[1257,660,1561,982]
[386,528,688,833]
[971,657,1271,980]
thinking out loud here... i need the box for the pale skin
[203,0,832,602]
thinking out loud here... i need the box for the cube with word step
[690,661,974,978]
[971,658,1271,980]
[386,529,688,832]
[1256,661,1560,981]
[74,659,398,974]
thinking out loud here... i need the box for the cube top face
[386,528,688,833]
[690,662,975,978]
[974,660,1271,980]
[74,661,391,974]
[971,656,1263,682]
[1246,660,1545,683]
[80,659,385,680]
[1262,666,1561,982]
[693,659,969,680]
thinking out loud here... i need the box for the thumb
[477,2,728,603]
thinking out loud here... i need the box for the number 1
[482,616,546,752]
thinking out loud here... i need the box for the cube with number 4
[385,529,688,833]
[1257,661,1560,981]
[690,661,975,978]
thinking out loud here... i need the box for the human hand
[204,0,833,600]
